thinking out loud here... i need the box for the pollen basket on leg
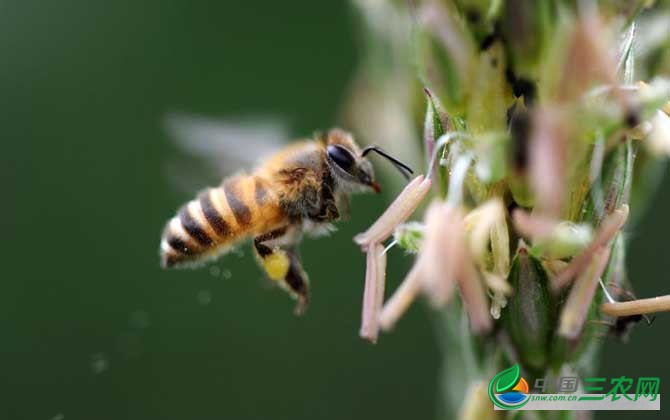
[262,250,291,281]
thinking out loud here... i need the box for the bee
[160,126,412,314]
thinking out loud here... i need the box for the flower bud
[502,243,558,371]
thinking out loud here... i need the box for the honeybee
[160,123,412,314]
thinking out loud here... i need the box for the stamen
[483,272,512,296]
[420,201,492,333]
[354,175,432,247]
[464,198,506,265]
[600,295,670,317]
[419,201,458,307]
[489,291,507,320]
[457,255,493,334]
[360,243,387,343]
[379,262,423,331]
[559,246,612,339]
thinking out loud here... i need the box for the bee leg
[284,249,310,315]
[313,201,339,222]
[253,228,310,315]
[336,193,351,220]
[311,182,339,222]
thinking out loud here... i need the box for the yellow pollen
[262,250,290,281]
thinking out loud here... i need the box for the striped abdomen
[160,175,284,268]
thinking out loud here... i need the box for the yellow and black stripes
[198,189,230,238]
[224,178,252,227]
[160,176,284,268]
[254,178,268,205]
[179,203,214,247]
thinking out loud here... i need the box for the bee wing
[163,113,290,193]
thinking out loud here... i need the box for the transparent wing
[162,113,290,193]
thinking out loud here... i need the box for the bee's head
[323,128,413,194]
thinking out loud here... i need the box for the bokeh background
[3,1,668,419]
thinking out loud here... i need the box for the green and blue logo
[488,364,530,410]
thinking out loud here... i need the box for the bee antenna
[361,145,414,180]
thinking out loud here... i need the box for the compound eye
[327,145,355,171]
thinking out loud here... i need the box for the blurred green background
[2,1,667,419]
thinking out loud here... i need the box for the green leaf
[413,3,475,114]
[424,88,452,197]
[466,43,508,134]
[579,139,634,226]
[424,87,450,142]
[495,364,521,393]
